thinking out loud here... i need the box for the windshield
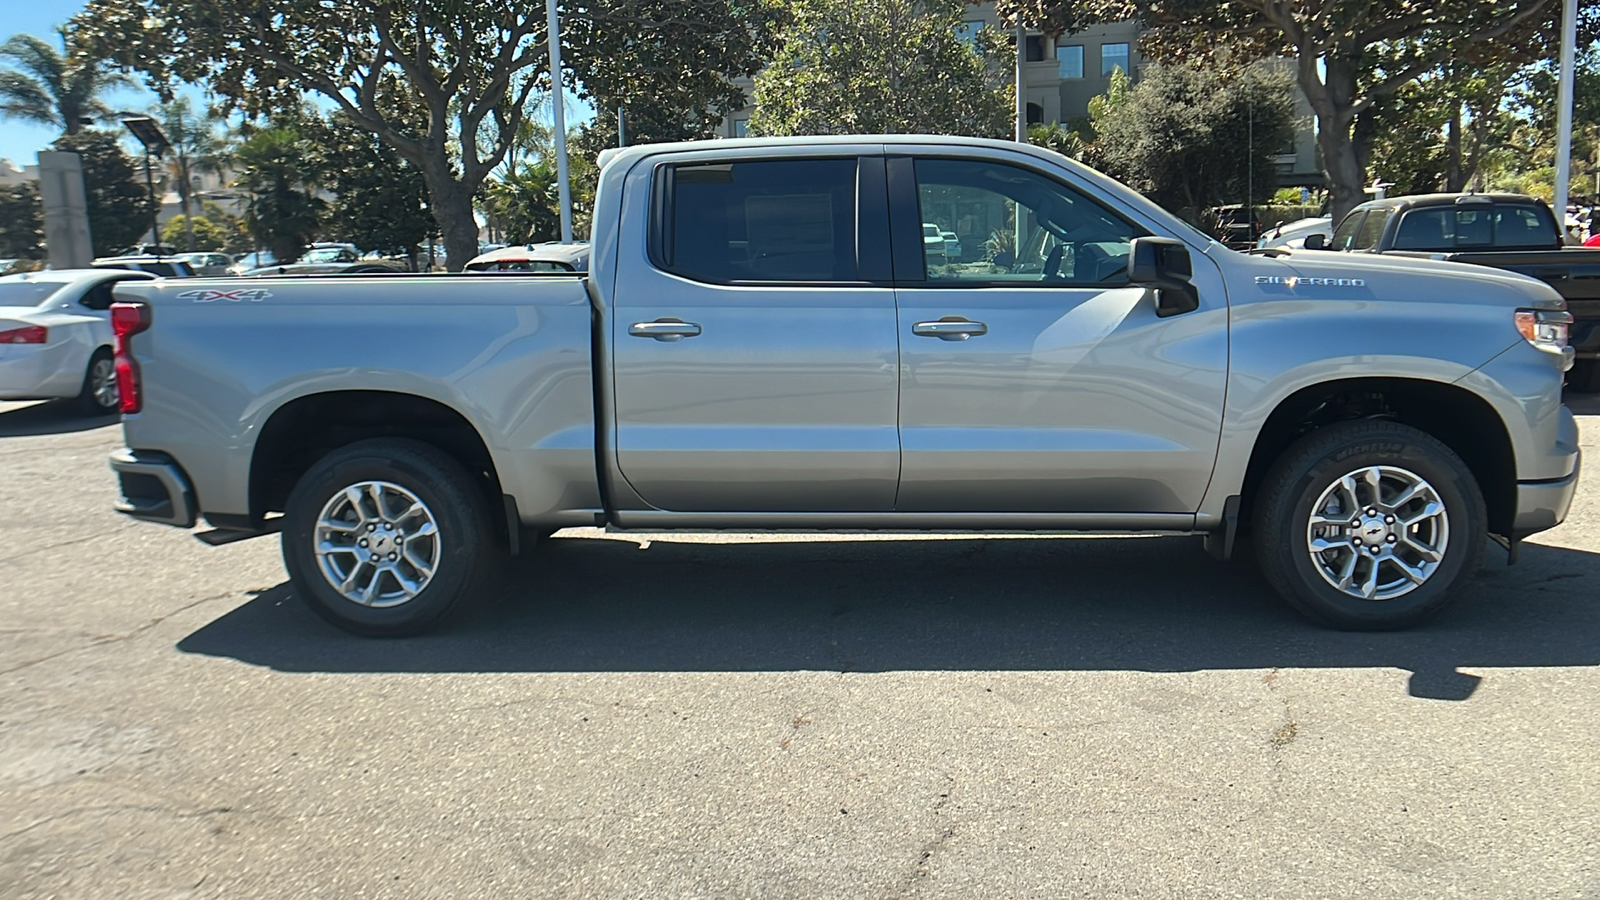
[0,279,70,307]
[299,247,354,263]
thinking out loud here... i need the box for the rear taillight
[0,325,47,344]
[110,302,152,414]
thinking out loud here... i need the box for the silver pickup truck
[108,135,1580,635]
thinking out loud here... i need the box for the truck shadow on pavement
[0,401,118,437]
[177,533,1600,701]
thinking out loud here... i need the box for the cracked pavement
[2,397,1599,898]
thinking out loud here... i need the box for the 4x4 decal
[176,288,274,303]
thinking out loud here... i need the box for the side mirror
[1128,236,1199,318]
[1302,233,1327,251]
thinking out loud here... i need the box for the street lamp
[120,114,171,256]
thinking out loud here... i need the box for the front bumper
[1513,455,1581,538]
[110,448,197,528]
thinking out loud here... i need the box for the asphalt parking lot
[3,397,1598,899]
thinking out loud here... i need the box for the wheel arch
[249,390,508,542]
[1239,377,1517,537]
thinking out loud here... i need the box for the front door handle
[912,318,988,340]
[629,318,703,341]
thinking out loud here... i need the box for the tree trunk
[1304,59,1367,225]
[1316,114,1367,225]
[429,184,478,273]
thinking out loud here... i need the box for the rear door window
[655,158,860,284]
[1330,211,1366,251]
[1352,209,1390,250]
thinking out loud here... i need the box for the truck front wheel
[282,438,497,636]
[1253,421,1486,630]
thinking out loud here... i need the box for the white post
[1015,23,1027,142]
[1553,0,1577,239]
[547,0,573,243]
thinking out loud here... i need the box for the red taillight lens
[110,302,151,414]
[0,324,47,344]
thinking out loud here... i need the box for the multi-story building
[712,4,1323,188]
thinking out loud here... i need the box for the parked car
[941,230,963,260]
[178,252,234,276]
[922,223,948,261]
[1257,216,1332,251]
[91,256,196,277]
[228,251,276,275]
[1310,193,1600,390]
[110,135,1577,637]
[464,242,590,273]
[0,269,156,414]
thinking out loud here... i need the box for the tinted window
[1101,43,1130,76]
[913,157,1140,285]
[81,281,118,310]
[1057,45,1083,78]
[660,158,859,283]
[1353,209,1390,250]
[1330,211,1365,251]
[1494,205,1557,248]
[1392,209,1452,250]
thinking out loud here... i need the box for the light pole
[1553,0,1577,238]
[120,115,171,256]
[1014,23,1027,142]
[547,0,573,243]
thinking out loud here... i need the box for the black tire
[1567,359,1600,393]
[1253,420,1485,630]
[282,438,499,636]
[75,348,119,416]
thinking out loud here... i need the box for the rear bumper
[1513,455,1580,538]
[110,448,197,528]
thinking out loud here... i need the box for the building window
[1026,103,1044,125]
[1100,42,1129,77]
[733,119,749,138]
[956,20,983,47]
[1056,45,1083,79]
[1024,35,1044,62]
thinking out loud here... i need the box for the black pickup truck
[1311,193,1600,390]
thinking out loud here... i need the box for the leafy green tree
[485,162,562,245]
[305,113,433,268]
[151,96,228,251]
[0,181,45,260]
[997,0,1596,221]
[231,125,323,264]
[0,27,130,136]
[77,0,787,268]
[1086,62,1294,221]
[1027,122,1088,160]
[159,214,227,251]
[52,130,152,256]
[749,0,1011,138]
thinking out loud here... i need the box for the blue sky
[1,0,593,169]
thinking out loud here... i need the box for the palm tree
[0,26,130,136]
[153,96,227,251]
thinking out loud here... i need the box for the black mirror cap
[1302,232,1327,251]
[1128,236,1199,318]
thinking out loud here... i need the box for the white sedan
[0,269,157,415]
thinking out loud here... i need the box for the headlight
[1515,309,1572,352]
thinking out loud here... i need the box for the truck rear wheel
[1253,420,1485,630]
[282,438,497,636]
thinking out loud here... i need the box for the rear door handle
[912,318,988,340]
[629,318,703,341]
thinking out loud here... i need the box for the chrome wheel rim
[1306,465,1449,601]
[90,358,118,409]
[313,481,441,608]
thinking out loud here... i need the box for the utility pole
[1014,23,1027,143]
[1553,0,1577,239]
[547,0,573,243]
[618,106,626,148]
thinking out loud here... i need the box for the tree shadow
[178,534,1600,701]
[0,401,118,437]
